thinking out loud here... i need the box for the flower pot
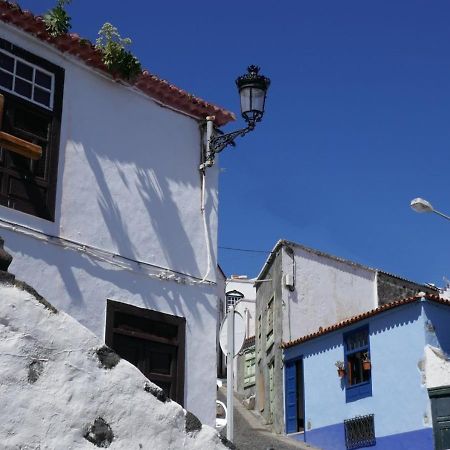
[337,368,346,378]
[363,361,371,371]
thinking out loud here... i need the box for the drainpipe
[244,307,249,338]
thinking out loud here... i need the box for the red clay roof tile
[281,293,449,349]
[0,1,235,126]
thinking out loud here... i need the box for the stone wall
[377,272,437,306]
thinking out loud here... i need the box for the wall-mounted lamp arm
[200,119,256,170]
[210,123,255,154]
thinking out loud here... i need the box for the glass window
[0,48,54,110]
[226,290,244,312]
[344,326,372,401]
[0,37,63,221]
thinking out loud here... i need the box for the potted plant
[362,352,371,370]
[335,360,346,378]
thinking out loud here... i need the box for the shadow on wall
[424,303,450,353]
[5,230,216,334]
[82,142,205,278]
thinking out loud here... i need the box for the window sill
[346,380,372,403]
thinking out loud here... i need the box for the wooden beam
[0,131,42,160]
[0,94,42,160]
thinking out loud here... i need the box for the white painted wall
[0,23,220,425]
[281,245,377,342]
[0,283,229,449]
[226,278,256,338]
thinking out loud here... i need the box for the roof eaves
[0,1,235,127]
[255,239,285,282]
[281,293,447,349]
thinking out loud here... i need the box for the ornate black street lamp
[200,65,270,169]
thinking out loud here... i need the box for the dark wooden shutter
[106,300,186,405]
[0,37,64,221]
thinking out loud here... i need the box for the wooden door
[285,360,297,433]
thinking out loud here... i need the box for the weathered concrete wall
[282,244,377,343]
[255,248,285,433]
[236,341,256,399]
[377,272,436,306]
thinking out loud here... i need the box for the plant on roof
[43,0,72,38]
[95,23,142,81]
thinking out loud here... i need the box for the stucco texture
[0,23,220,425]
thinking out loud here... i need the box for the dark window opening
[0,37,64,221]
[106,300,186,405]
[344,414,376,449]
[344,326,372,401]
[347,351,370,386]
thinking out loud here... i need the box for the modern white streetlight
[410,198,450,221]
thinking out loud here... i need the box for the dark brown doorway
[105,300,186,405]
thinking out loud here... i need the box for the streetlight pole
[226,304,235,442]
[410,198,450,222]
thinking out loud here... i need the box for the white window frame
[0,48,55,110]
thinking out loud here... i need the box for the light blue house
[283,293,450,450]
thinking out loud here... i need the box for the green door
[429,386,450,450]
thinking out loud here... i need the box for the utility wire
[219,246,271,254]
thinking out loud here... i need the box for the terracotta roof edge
[281,293,447,349]
[0,1,235,126]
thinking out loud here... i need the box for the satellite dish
[219,311,246,357]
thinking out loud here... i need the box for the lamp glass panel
[239,86,252,115]
[251,87,266,113]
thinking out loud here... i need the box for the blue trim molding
[290,423,434,450]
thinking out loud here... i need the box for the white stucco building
[226,275,256,338]
[0,2,234,425]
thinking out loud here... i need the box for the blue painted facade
[284,299,450,450]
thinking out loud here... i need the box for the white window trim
[0,48,55,110]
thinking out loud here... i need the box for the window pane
[0,52,14,72]
[14,78,32,98]
[35,70,52,89]
[0,70,13,90]
[13,107,50,139]
[346,330,368,351]
[16,61,33,81]
[347,351,370,386]
[33,87,51,107]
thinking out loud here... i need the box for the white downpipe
[196,117,215,284]
[244,308,249,339]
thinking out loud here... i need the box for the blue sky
[19,1,450,285]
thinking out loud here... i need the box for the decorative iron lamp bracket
[199,65,270,171]
[199,119,255,170]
